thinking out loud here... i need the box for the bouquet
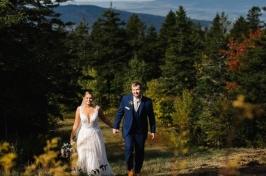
[60,142,72,158]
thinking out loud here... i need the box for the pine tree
[246,6,263,31]
[126,14,145,58]
[230,16,249,41]
[160,6,203,95]
[159,10,176,53]
[236,31,266,146]
[193,13,230,147]
[195,13,228,98]
[140,26,162,79]
[90,8,129,106]
[0,0,25,29]
[123,55,150,93]
[0,0,82,141]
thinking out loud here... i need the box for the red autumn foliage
[225,81,238,91]
[221,29,263,72]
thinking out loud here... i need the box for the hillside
[55,4,211,30]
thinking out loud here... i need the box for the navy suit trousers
[124,134,146,173]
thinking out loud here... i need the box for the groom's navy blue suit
[113,94,156,173]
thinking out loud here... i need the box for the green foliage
[123,56,150,93]
[140,26,162,79]
[159,10,176,53]
[195,13,228,101]
[196,97,234,147]
[0,0,25,29]
[145,79,174,125]
[126,14,145,57]
[90,9,129,106]
[1,1,266,157]
[126,15,161,80]
[246,6,263,31]
[171,90,193,154]
[0,0,82,154]
[230,16,249,41]
[160,6,204,94]
[231,30,266,146]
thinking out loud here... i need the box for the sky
[67,0,154,2]
[63,0,266,21]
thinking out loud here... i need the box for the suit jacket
[113,94,156,137]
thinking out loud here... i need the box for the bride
[70,90,113,175]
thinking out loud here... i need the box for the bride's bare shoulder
[76,106,82,112]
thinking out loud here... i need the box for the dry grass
[57,115,266,176]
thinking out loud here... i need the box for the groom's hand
[113,128,120,134]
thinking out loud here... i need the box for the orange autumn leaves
[222,29,263,91]
[222,29,262,72]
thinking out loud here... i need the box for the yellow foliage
[176,159,187,171]
[70,142,78,175]
[23,138,71,176]
[233,95,256,119]
[220,155,240,176]
[0,142,16,175]
[171,90,193,155]
[0,137,81,175]
[145,79,167,123]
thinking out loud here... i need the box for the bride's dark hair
[84,89,93,96]
[81,89,94,106]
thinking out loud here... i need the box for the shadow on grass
[176,163,266,176]
[106,142,174,161]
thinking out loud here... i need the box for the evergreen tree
[123,56,150,93]
[66,22,96,99]
[193,13,230,146]
[230,16,249,41]
[140,26,162,79]
[90,8,129,106]
[246,6,263,31]
[235,30,266,146]
[159,10,176,53]
[0,0,25,29]
[0,0,82,141]
[195,13,228,99]
[126,14,145,58]
[160,6,203,95]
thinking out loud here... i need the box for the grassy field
[57,115,266,176]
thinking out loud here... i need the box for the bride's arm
[70,107,81,143]
[98,107,113,128]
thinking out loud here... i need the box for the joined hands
[112,128,120,134]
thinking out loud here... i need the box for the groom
[113,81,156,176]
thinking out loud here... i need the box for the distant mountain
[55,5,211,30]
[55,5,164,30]
[68,0,266,22]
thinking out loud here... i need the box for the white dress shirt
[133,96,142,112]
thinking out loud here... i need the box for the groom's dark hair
[131,81,142,89]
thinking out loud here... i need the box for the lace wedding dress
[76,106,113,176]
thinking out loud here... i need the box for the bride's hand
[70,138,74,145]
[113,128,120,134]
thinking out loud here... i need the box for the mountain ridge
[55,4,211,30]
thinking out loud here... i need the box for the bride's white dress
[77,106,113,176]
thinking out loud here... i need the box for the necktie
[134,99,140,112]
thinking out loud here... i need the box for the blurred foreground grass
[56,114,266,176]
[1,113,266,175]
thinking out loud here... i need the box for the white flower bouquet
[60,142,72,158]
